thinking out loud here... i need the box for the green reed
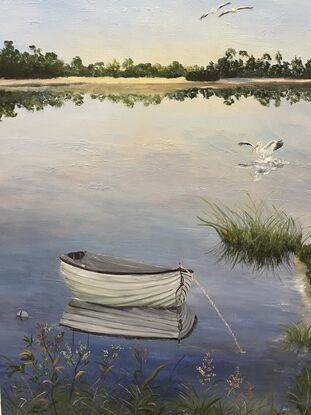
[198,196,306,271]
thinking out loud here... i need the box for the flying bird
[219,6,253,17]
[238,139,284,160]
[200,2,231,19]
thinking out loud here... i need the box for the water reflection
[60,299,197,341]
[0,86,311,120]
[238,158,290,182]
[213,239,294,273]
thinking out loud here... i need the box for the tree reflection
[0,86,311,121]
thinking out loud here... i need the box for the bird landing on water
[238,139,284,161]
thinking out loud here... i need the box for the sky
[0,0,310,66]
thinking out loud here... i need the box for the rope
[177,306,183,344]
[194,277,246,354]
[175,265,186,307]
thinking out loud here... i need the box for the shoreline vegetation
[0,41,311,85]
[2,323,311,414]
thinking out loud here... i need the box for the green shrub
[186,69,220,82]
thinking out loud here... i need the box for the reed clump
[297,244,311,280]
[198,197,305,271]
[282,321,311,353]
[282,322,311,414]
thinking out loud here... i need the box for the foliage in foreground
[0,324,307,415]
[282,321,311,415]
[198,196,306,271]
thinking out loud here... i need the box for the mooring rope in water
[194,277,246,354]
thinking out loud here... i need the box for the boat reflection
[60,299,197,341]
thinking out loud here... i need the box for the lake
[0,85,310,399]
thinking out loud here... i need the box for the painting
[0,1,311,414]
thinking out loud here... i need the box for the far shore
[0,76,311,91]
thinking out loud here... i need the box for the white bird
[219,6,253,17]
[16,309,29,320]
[238,139,284,160]
[200,2,231,19]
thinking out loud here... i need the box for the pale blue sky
[0,0,310,65]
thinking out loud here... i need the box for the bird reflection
[238,158,290,181]
[238,139,289,181]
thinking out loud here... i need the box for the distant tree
[291,56,304,78]
[275,51,283,65]
[245,55,256,72]
[164,61,186,78]
[305,59,311,77]
[70,56,87,76]
[239,50,249,58]
[106,59,121,76]
[225,48,237,59]
[122,58,134,71]
[0,40,22,78]
[186,65,219,82]
[0,41,310,80]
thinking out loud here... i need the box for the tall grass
[0,325,304,414]
[281,322,311,415]
[198,196,306,271]
[297,244,311,280]
[282,322,311,353]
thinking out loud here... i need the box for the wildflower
[196,352,216,385]
[61,343,90,365]
[226,366,245,396]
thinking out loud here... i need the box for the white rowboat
[60,299,197,340]
[60,251,193,308]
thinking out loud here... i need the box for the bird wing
[200,10,212,19]
[217,2,231,10]
[236,6,253,10]
[238,141,254,147]
[261,140,277,152]
[261,140,284,154]
[218,9,233,17]
[238,163,255,168]
[274,140,284,151]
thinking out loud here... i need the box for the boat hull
[60,261,193,308]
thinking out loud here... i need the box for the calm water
[0,86,311,398]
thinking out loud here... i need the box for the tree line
[0,41,310,80]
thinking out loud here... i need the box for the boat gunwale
[60,252,194,276]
